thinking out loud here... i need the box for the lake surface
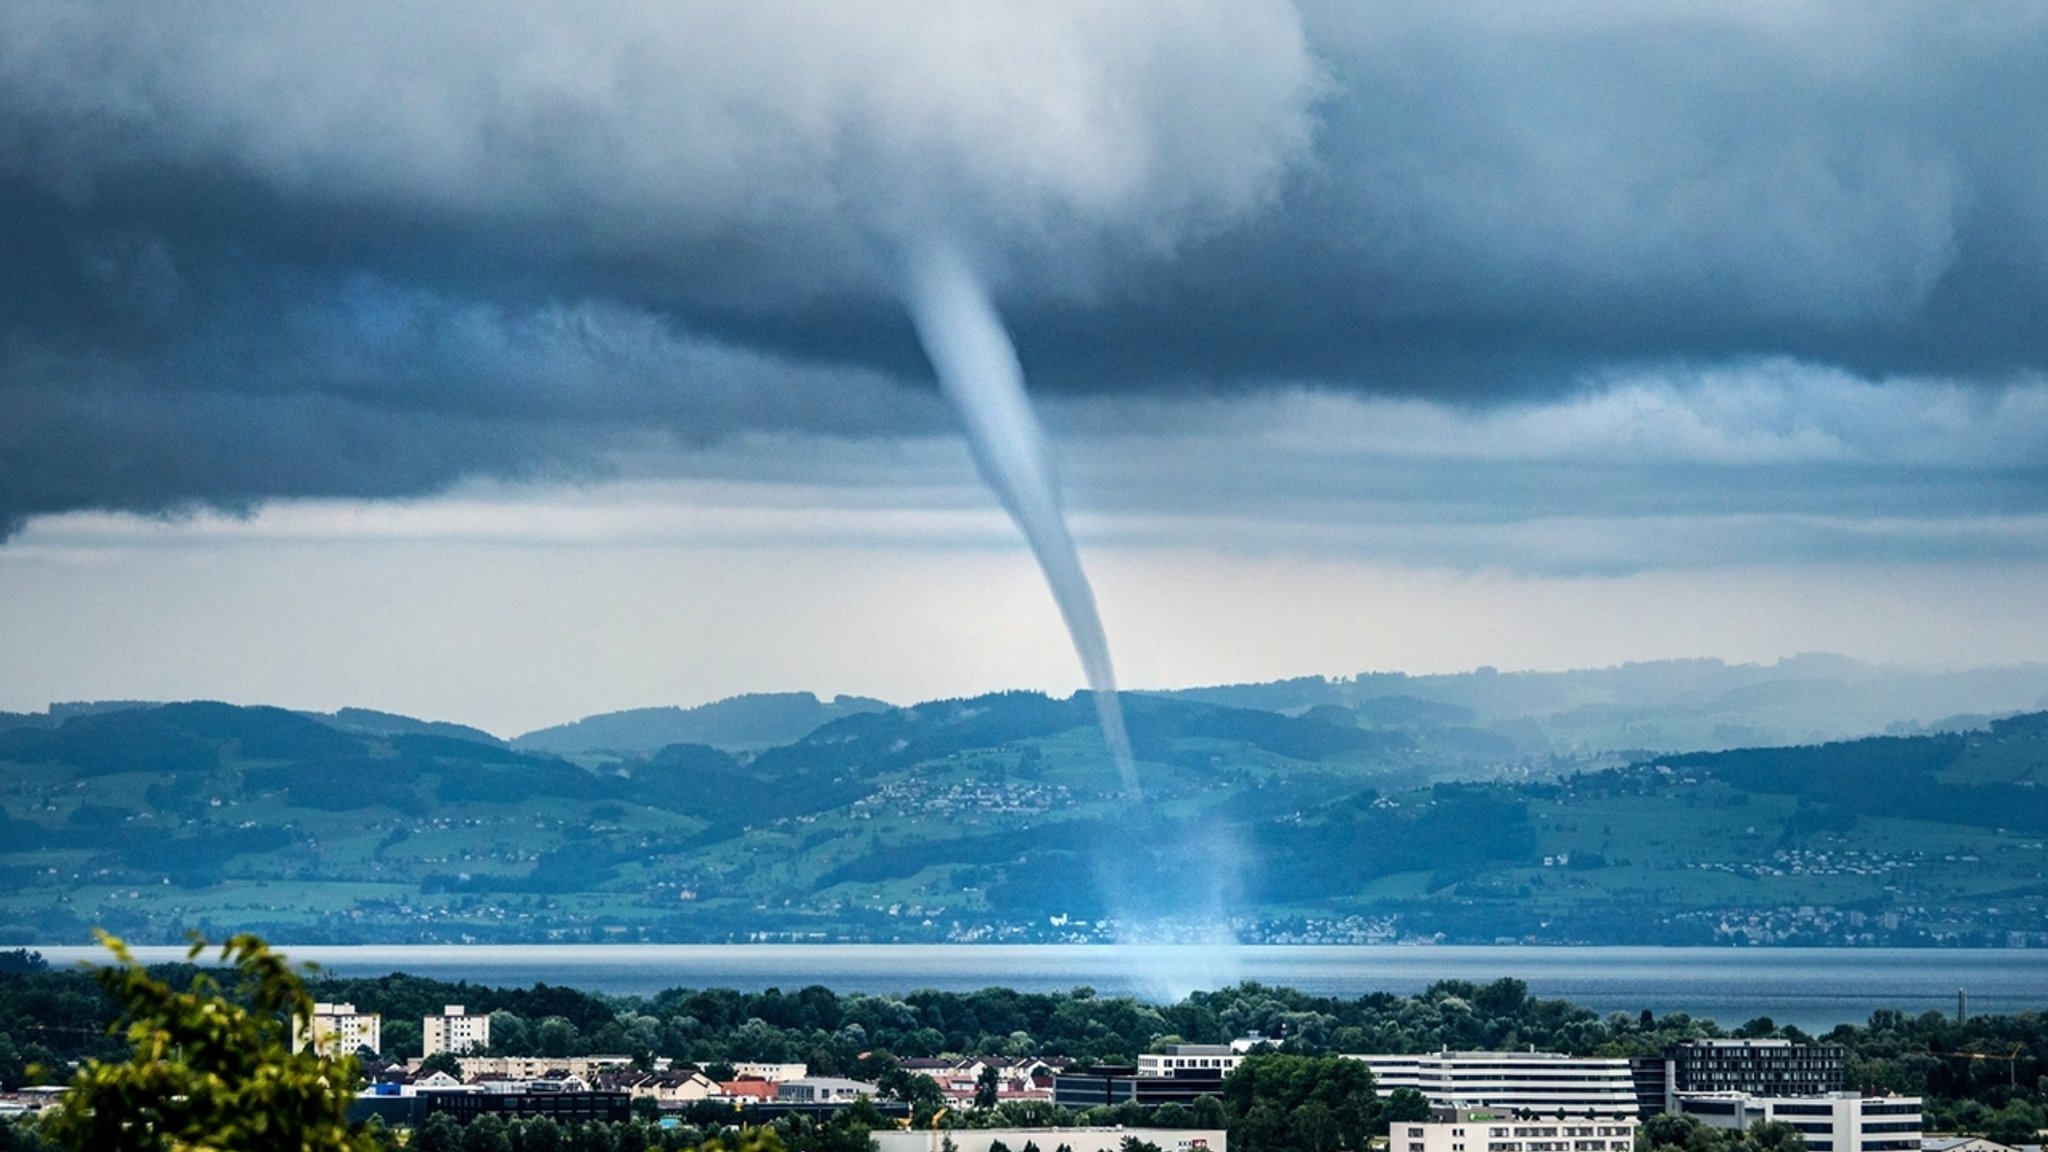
[36,944,2048,1033]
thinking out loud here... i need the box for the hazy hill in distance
[0,700,506,746]
[513,691,896,755]
[1158,655,2048,756]
[310,707,505,747]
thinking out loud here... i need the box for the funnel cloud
[903,245,1141,803]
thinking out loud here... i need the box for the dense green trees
[1222,1054,1377,1152]
[39,933,373,1152]
[1641,1114,1808,1152]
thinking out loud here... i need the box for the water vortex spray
[903,244,1141,802]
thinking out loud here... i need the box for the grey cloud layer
[3,2,2045,535]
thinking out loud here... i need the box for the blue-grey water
[35,945,2047,1033]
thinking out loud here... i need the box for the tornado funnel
[903,244,1141,803]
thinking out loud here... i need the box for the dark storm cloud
[2,2,2045,534]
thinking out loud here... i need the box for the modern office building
[775,1078,881,1104]
[1395,1105,1639,1152]
[423,1005,492,1057]
[1674,1092,1922,1152]
[1634,1040,1849,1116]
[1053,1066,1228,1109]
[875,1129,1223,1152]
[1139,1045,1245,1079]
[1669,1040,1845,1101]
[1348,1051,1640,1117]
[296,1002,382,1057]
[425,1088,630,1126]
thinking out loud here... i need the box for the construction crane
[1946,1043,2027,1087]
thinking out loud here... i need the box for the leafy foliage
[38,932,371,1152]
[1221,1053,1377,1152]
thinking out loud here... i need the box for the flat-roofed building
[1054,1066,1228,1109]
[1663,1040,1846,1106]
[1396,1105,1638,1152]
[441,1055,634,1081]
[1349,1051,1639,1117]
[1140,1045,1244,1079]
[732,1062,807,1082]
[875,1129,1223,1152]
[423,1005,491,1057]
[297,1002,382,1057]
[776,1077,880,1104]
[1675,1092,1922,1152]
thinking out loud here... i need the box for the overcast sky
[4,3,2047,735]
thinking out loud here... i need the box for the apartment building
[296,1002,382,1057]
[422,1004,492,1057]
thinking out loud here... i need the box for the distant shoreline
[26,942,2046,1032]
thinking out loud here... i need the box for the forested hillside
[2,694,2046,946]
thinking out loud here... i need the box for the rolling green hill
[2,693,2046,947]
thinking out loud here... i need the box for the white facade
[1350,1051,1639,1117]
[733,1062,808,1082]
[873,1129,1223,1152]
[1139,1045,1244,1078]
[1398,1106,1638,1152]
[443,1054,633,1080]
[777,1077,881,1103]
[1675,1092,1923,1152]
[423,1004,492,1057]
[298,1002,382,1057]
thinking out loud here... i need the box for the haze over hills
[17,655,2045,759]
[4,656,2048,948]
[1158,654,2048,757]
[504,655,2048,759]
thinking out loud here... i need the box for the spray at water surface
[902,244,1141,804]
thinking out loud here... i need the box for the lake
[34,944,2046,1033]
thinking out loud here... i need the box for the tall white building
[423,1004,492,1057]
[1349,1051,1639,1117]
[296,1002,381,1057]
[1397,1105,1638,1152]
[1674,1092,1922,1152]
